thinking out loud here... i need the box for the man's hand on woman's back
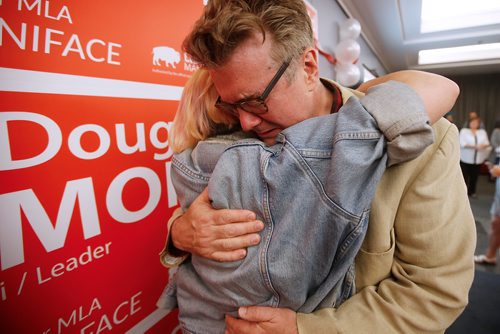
[171,188,264,262]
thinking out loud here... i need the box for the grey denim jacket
[158,81,434,334]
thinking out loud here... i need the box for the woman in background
[490,119,500,165]
[459,117,491,197]
[475,164,500,265]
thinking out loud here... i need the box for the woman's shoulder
[479,128,489,135]
[459,127,470,134]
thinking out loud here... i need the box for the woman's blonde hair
[170,68,238,153]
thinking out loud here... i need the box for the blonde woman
[169,68,239,154]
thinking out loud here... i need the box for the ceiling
[337,0,500,76]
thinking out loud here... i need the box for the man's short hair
[183,0,314,70]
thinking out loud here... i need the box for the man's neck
[319,78,343,115]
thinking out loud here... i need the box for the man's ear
[302,48,319,90]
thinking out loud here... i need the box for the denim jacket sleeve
[360,81,434,167]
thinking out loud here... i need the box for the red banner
[0,1,204,333]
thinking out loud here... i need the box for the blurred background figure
[460,117,491,197]
[445,112,455,124]
[475,164,500,265]
[490,119,500,165]
[462,111,485,129]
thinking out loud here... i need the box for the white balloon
[335,63,361,87]
[339,18,361,40]
[334,39,360,64]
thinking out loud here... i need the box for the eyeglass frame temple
[259,60,291,100]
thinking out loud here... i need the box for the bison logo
[152,46,181,68]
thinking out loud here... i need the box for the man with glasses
[164,63,433,333]
[214,60,291,117]
[163,1,475,333]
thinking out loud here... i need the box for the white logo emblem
[152,46,181,69]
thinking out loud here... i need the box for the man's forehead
[209,63,270,99]
[209,70,263,103]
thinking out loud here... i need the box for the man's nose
[238,109,262,132]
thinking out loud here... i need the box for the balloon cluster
[334,18,362,87]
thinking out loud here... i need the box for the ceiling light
[421,0,500,33]
[418,43,500,65]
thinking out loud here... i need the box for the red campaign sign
[0,0,206,333]
[0,0,202,85]
[0,94,180,333]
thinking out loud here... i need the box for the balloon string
[315,40,337,65]
[315,41,361,66]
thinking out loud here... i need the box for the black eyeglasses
[215,60,291,116]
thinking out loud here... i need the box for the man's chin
[262,138,276,146]
[257,129,281,146]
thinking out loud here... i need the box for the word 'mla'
[0,112,174,171]
[0,165,178,270]
[18,0,73,24]
[57,292,142,334]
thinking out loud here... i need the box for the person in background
[459,117,491,198]
[462,111,485,129]
[490,119,500,165]
[165,1,475,333]
[445,112,455,124]
[474,163,500,265]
